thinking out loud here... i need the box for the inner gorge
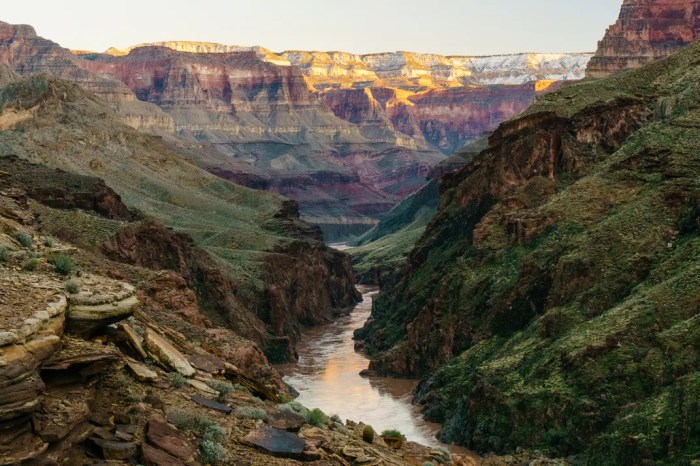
[0,0,698,465]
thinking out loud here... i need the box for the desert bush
[65,279,80,294]
[22,258,39,271]
[308,408,328,427]
[362,425,375,443]
[330,413,342,424]
[14,232,32,249]
[278,401,309,419]
[50,253,75,275]
[207,379,235,402]
[199,438,228,465]
[0,246,10,262]
[234,406,268,421]
[43,237,54,247]
[168,372,187,388]
[168,408,217,433]
[381,429,403,438]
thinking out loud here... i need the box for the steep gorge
[357,38,700,464]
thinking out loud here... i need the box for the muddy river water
[277,285,468,453]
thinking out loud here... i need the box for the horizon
[2,0,622,56]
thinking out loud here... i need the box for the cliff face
[74,46,443,237]
[587,0,700,77]
[358,40,700,464]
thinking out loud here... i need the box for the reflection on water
[277,286,465,452]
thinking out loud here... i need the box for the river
[277,285,466,453]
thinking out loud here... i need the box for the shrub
[0,246,10,262]
[381,429,403,439]
[422,462,436,466]
[308,408,328,427]
[65,279,80,294]
[199,439,228,465]
[168,372,187,388]
[203,423,227,443]
[431,447,452,464]
[207,379,235,402]
[43,237,54,248]
[234,406,268,421]
[278,401,309,420]
[168,408,217,433]
[14,232,33,249]
[50,253,75,275]
[22,258,39,271]
[362,425,375,443]
[231,383,251,395]
[330,413,342,424]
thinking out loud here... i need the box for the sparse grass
[234,406,268,421]
[168,372,187,388]
[49,253,75,275]
[43,237,54,248]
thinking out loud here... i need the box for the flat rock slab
[88,438,138,461]
[146,416,196,463]
[241,427,305,458]
[144,329,195,377]
[267,410,305,432]
[126,360,159,382]
[190,395,232,414]
[188,354,225,374]
[142,443,187,466]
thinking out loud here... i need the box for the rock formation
[587,0,700,77]
[359,39,700,464]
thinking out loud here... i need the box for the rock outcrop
[360,39,700,464]
[587,0,700,77]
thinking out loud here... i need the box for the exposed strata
[586,0,700,77]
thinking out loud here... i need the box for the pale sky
[2,0,622,56]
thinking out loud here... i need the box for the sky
[2,0,622,56]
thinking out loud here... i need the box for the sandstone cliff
[358,40,700,464]
[587,0,700,77]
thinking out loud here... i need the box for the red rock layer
[587,0,700,77]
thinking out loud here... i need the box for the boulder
[299,426,331,449]
[88,438,138,461]
[187,354,225,374]
[146,415,197,463]
[240,427,306,458]
[267,410,305,432]
[66,277,138,337]
[142,443,187,466]
[143,329,195,377]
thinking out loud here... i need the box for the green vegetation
[49,253,75,275]
[233,406,268,421]
[0,246,10,262]
[168,408,229,465]
[207,379,236,402]
[365,41,700,464]
[380,429,403,439]
[307,408,329,427]
[167,372,187,389]
[362,425,375,443]
[64,279,80,294]
[13,232,32,249]
[22,257,39,271]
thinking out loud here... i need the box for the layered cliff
[0,71,359,361]
[587,0,700,77]
[357,40,700,464]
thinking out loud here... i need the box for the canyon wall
[357,36,700,464]
[587,0,700,77]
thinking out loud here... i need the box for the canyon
[0,21,591,238]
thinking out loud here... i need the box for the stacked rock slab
[65,275,139,337]
[0,269,66,465]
